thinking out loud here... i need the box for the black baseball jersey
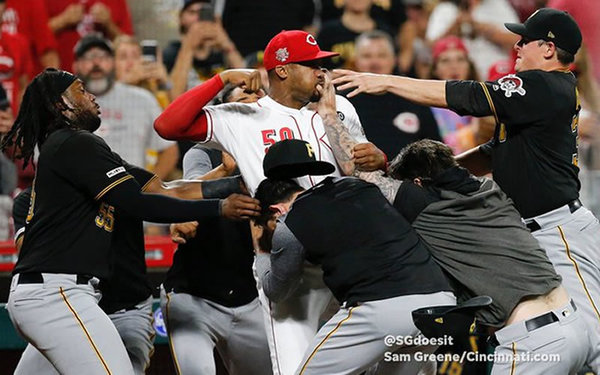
[163,148,257,307]
[446,70,580,218]
[13,129,134,279]
[99,160,156,314]
[12,187,31,242]
[284,177,451,306]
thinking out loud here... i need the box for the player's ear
[274,65,288,80]
[543,41,556,60]
[413,177,423,187]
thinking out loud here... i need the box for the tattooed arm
[317,75,402,203]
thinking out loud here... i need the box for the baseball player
[11,162,253,375]
[154,30,387,374]
[306,74,592,373]
[252,139,455,374]
[333,8,600,373]
[0,69,260,375]
[161,145,272,375]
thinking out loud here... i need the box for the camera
[140,40,158,63]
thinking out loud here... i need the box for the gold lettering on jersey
[26,188,36,223]
[95,203,115,232]
[572,153,578,167]
[572,88,581,133]
[305,143,315,158]
[498,123,507,143]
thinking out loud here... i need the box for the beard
[80,70,115,96]
[70,107,102,133]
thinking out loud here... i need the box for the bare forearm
[321,112,357,175]
[356,170,401,203]
[386,76,448,108]
[455,146,492,176]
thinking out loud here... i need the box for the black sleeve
[12,187,31,239]
[102,177,221,223]
[446,71,553,126]
[120,159,157,192]
[52,132,134,200]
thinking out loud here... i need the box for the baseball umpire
[0,69,260,374]
[333,8,600,373]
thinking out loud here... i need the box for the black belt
[526,199,582,233]
[17,273,93,285]
[488,300,577,348]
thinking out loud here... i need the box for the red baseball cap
[432,36,468,60]
[263,30,339,71]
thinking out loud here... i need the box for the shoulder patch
[497,75,526,98]
[336,111,345,121]
[106,166,126,178]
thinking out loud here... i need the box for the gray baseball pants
[526,205,600,372]
[13,296,155,375]
[491,300,590,374]
[160,286,272,375]
[295,291,456,375]
[6,273,134,375]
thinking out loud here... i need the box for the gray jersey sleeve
[255,222,305,303]
[182,146,213,179]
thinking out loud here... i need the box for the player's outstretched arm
[103,178,260,222]
[332,69,448,108]
[455,145,492,176]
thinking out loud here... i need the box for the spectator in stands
[397,0,433,76]
[548,0,600,84]
[318,0,395,69]
[0,83,15,241]
[2,0,59,74]
[319,0,407,34]
[114,35,171,108]
[46,0,133,71]
[426,0,519,79]
[163,0,244,99]
[429,36,484,154]
[73,34,178,180]
[221,0,315,57]
[349,30,440,159]
[0,0,35,190]
[0,0,33,114]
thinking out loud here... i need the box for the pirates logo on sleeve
[497,75,526,98]
[336,111,345,121]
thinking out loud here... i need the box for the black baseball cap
[74,34,114,59]
[505,8,582,55]
[263,139,335,179]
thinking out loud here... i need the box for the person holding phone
[163,0,245,100]
[114,35,171,107]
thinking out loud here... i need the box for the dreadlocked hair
[0,68,74,168]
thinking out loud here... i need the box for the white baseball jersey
[201,95,367,194]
